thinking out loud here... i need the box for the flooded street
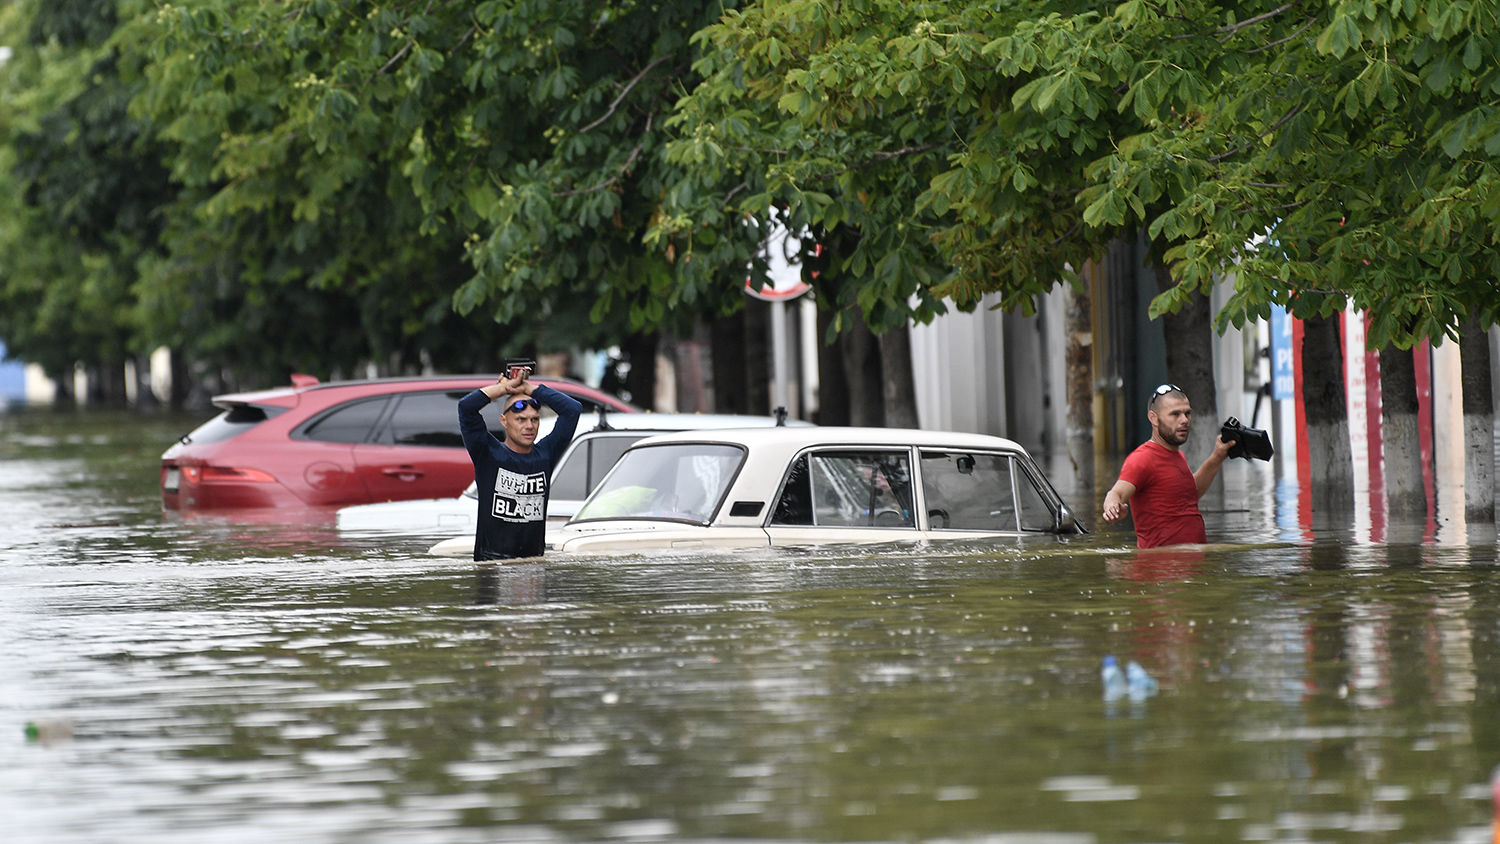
[3,409,1497,842]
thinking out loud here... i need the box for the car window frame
[917,448,1023,532]
[291,395,395,445]
[375,388,525,449]
[1012,453,1069,532]
[767,446,917,530]
[916,447,1062,533]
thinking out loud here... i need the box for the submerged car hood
[548,520,772,554]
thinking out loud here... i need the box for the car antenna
[774,406,787,426]
[596,405,612,431]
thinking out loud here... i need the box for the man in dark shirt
[458,369,582,561]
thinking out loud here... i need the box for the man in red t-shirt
[1102,384,1236,548]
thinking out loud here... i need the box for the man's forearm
[1193,455,1226,497]
[481,376,533,401]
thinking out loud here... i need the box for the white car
[429,426,1084,555]
[336,412,811,535]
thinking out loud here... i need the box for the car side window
[300,398,388,444]
[550,441,591,500]
[773,451,913,528]
[388,391,466,448]
[1016,463,1057,532]
[919,451,1019,531]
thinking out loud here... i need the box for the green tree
[123,1,494,387]
[0,0,163,400]
[126,0,758,385]
[667,0,1500,340]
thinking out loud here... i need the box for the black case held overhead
[1220,417,1274,461]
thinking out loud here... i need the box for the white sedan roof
[623,425,1027,456]
[580,411,814,430]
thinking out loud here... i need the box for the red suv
[160,374,636,511]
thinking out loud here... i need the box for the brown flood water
[2,408,1497,843]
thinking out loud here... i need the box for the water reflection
[473,562,547,605]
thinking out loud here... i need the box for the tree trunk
[743,298,770,415]
[94,360,130,406]
[1065,281,1095,495]
[814,307,850,425]
[710,311,748,415]
[880,322,917,428]
[1151,260,1218,485]
[675,326,712,413]
[840,306,884,426]
[1379,345,1427,519]
[1460,315,1495,522]
[168,348,192,410]
[1301,315,1355,515]
[50,367,75,407]
[621,331,659,411]
[132,353,159,410]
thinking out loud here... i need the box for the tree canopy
[660,0,1500,348]
[0,0,1496,392]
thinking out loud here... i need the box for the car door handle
[382,466,424,481]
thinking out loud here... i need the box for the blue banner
[1269,305,1294,401]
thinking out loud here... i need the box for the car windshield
[572,443,744,523]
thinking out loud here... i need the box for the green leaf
[1316,12,1363,58]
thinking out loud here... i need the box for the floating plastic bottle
[23,718,73,745]
[1101,655,1128,701]
[1125,660,1159,700]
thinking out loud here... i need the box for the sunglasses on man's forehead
[503,398,540,414]
[1149,383,1185,406]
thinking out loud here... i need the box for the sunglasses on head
[504,398,540,414]
[1149,383,1185,406]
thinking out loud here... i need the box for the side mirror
[1053,503,1084,534]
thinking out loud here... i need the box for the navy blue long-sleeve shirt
[458,384,581,561]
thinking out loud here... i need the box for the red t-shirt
[1118,440,1205,548]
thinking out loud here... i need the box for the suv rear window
[180,403,284,445]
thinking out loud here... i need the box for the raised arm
[1193,435,1236,497]
[530,383,583,467]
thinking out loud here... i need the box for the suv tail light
[180,466,277,484]
[201,466,277,483]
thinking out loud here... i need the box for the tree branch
[378,42,415,75]
[376,0,437,76]
[1168,2,1299,41]
[1049,218,1085,247]
[579,55,671,134]
[1208,101,1307,162]
[553,114,654,197]
[449,24,478,57]
[1246,17,1317,53]
[1216,2,1298,37]
[816,143,942,180]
